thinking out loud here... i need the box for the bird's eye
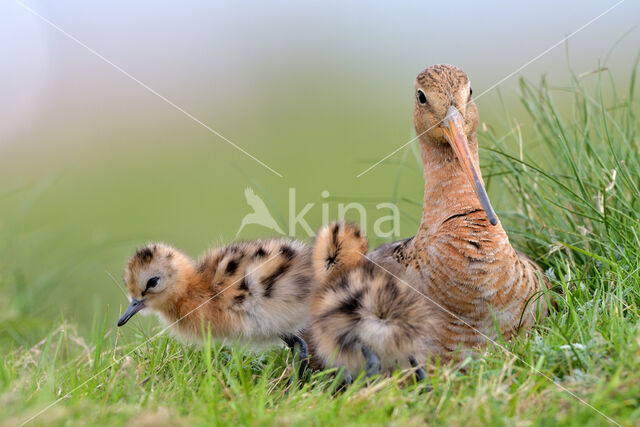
[146,276,160,290]
[469,87,473,96]
[417,89,427,105]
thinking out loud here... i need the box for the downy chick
[117,240,314,378]
[309,222,444,381]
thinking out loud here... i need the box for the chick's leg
[409,356,426,382]
[361,345,381,378]
[281,334,309,380]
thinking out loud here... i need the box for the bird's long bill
[117,298,145,326]
[442,106,498,226]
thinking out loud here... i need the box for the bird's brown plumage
[400,64,552,348]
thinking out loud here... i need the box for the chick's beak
[442,106,498,226]
[117,298,145,326]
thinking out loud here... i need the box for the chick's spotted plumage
[119,240,314,377]
[309,222,443,379]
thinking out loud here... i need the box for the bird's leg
[360,345,381,378]
[408,356,426,382]
[333,370,353,394]
[281,334,309,380]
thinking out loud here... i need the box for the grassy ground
[1,63,640,426]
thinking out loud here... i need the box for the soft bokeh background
[1,0,639,345]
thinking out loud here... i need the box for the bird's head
[413,64,496,225]
[117,243,191,326]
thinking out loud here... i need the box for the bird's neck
[164,257,201,318]
[412,135,515,297]
[417,135,483,232]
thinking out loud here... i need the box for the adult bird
[372,64,553,350]
[307,65,553,376]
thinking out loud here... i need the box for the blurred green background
[1,0,639,346]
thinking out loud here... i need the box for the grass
[1,61,640,426]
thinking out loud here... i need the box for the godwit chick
[308,65,553,378]
[117,240,314,378]
[309,222,444,381]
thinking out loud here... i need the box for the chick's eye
[469,87,473,96]
[146,277,160,289]
[417,90,427,105]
